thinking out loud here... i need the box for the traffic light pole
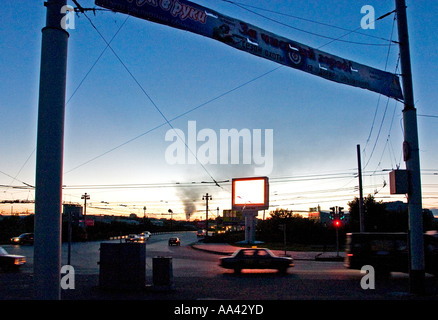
[330,206,344,257]
[395,0,425,294]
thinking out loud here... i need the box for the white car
[125,234,139,243]
[138,232,151,242]
[0,246,26,271]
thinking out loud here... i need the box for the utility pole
[34,0,69,300]
[202,193,212,236]
[81,193,90,216]
[395,0,425,294]
[357,145,365,232]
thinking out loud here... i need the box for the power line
[222,1,396,43]
[222,0,397,47]
[74,5,222,188]
[418,114,438,119]
[66,14,130,105]
[64,64,282,174]
[363,15,399,170]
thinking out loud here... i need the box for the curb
[190,243,345,261]
[190,243,234,256]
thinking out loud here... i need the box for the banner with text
[95,0,403,100]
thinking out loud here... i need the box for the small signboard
[85,218,94,227]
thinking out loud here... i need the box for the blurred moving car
[125,234,140,243]
[0,247,26,271]
[219,248,294,274]
[138,232,150,242]
[197,230,206,237]
[345,232,438,276]
[168,237,181,246]
[10,233,34,245]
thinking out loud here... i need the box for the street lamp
[168,209,173,231]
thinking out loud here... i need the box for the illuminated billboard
[232,177,269,211]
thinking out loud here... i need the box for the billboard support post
[243,210,258,244]
[232,177,269,244]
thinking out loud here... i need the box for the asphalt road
[3,231,351,278]
[2,231,220,276]
[2,231,438,301]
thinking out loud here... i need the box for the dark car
[168,237,181,246]
[345,232,438,276]
[219,248,294,274]
[10,233,34,245]
[0,247,26,271]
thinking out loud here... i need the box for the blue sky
[1,0,437,219]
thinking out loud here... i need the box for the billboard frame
[231,176,269,211]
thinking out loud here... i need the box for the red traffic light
[333,219,341,228]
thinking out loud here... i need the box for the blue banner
[95,0,403,100]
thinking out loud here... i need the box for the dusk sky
[1,0,437,220]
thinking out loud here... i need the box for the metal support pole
[34,0,69,300]
[357,145,365,232]
[395,0,425,294]
[243,210,257,244]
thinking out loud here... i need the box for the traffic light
[333,219,342,228]
[329,207,336,220]
[338,207,344,220]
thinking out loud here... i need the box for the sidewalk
[191,242,345,261]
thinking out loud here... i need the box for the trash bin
[99,242,146,290]
[153,256,173,290]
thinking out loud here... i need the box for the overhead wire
[76,5,223,189]
[221,1,396,44]
[362,13,399,170]
[64,2,399,177]
[222,0,397,47]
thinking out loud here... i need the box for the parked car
[125,234,139,243]
[219,248,294,274]
[0,247,26,271]
[168,237,181,246]
[10,233,34,245]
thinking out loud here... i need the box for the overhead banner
[95,0,403,100]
